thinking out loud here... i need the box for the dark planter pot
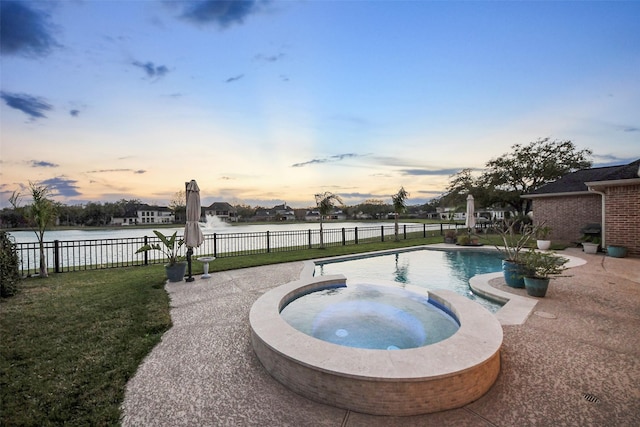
[524,276,550,297]
[165,262,187,282]
[607,245,628,258]
[502,260,526,288]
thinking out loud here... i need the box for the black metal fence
[14,223,469,276]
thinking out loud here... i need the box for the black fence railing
[13,223,477,276]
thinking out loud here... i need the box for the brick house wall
[531,185,639,256]
[605,184,640,256]
[532,194,601,243]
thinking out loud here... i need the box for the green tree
[441,168,488,209]
[442,138,592,214]
[57,204,84,226]
[481,138,592,213]
[0,231,21,297]
[356,199,389,219]
[391,187,409,241]
[314,192,343,248]
[27,182,57,277]
[234,204,255,221]
[169,191,186,223]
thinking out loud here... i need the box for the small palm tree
[392,187,409,241]
[28,182,57,277]
[314,191,343,248]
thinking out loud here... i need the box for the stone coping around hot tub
[303,245,587,326]
[250,275,503,381]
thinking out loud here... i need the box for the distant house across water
[110,204,174,225]
[204,202,238,222]
[254,203,296,221]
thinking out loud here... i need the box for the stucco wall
[532,194,601,243]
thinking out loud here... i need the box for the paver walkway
[121,248,640,426]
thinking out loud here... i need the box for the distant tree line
[0,198,149,229]
[0,197,439,229]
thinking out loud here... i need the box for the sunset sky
[1,0,639,209]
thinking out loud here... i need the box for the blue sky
[1,0,639,209]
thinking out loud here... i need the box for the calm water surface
[315,249,503,312]
[8,220,417,244]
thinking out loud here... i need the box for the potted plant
[493,218,536,288]
[606,244,628,258]
[444,229,457,244]
[535,225,552,250]
[136,230,187,282]
[581,235,600,254]
[456,233,481,246]
[520,249,569,297]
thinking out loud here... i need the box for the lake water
[7,219,422,244]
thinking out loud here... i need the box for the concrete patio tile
[121,247,640,427]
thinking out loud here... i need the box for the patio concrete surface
[121,247,640,426]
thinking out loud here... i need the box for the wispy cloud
[30,160,58,168]
[0,1,59,57]
[592,154,639,168]
[40,177,81,198]
[400,168,462,176]
[225,74,244,83]
[70,109,80,117]
[292,153,363,168]
[86,168,147,174]
[132,61,170,79]
[254,52,284,63]
[0,91,52,120]
[175,0,270,29]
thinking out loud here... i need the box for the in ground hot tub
[280,282,460,350]
[249,275,503,416]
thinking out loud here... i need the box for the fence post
[54,240,60,273]
[355,227,358,244]
[308,229,312,249]
[440,223,444,235]
[381,225,384,242]
[423,223,426,238]
[403,224,407,240]
[213,233,218,257]
[266,230,270,253]
[342,228,346,246]
[143,236,148,265]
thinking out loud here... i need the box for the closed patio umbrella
[465,194,476,230]
[184,179,204,281]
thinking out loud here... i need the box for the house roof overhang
[521,191,595,199]
[523,178,640,199]
[585,178,640,189]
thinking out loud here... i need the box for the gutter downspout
[587,186,606,248]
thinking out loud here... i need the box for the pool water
[280,283,460,349]
[315,249,504,312]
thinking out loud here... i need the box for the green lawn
[1,232,562,425]
[0,267,171,426]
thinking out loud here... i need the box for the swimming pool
[314,248,504,312]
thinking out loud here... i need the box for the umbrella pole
[184,181,194,282]
[186,247,194,282]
